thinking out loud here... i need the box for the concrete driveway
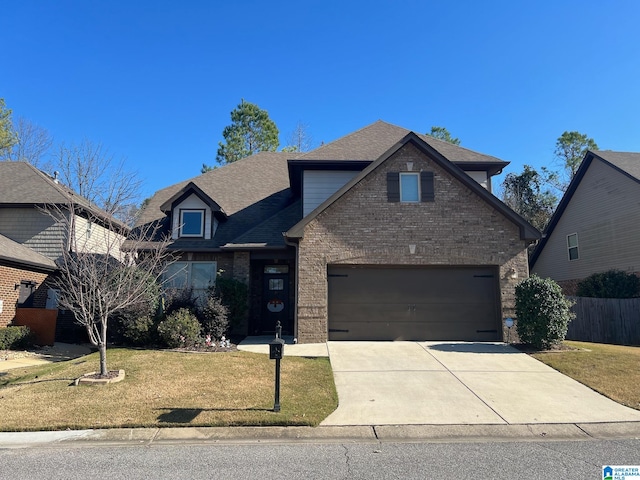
[321,341,640,426]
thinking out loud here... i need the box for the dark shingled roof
[592,150,640,181]
[138,121,515,250]
[0,233,57,271]
[297,120,507,166]
[136,152,300,249]
[0,162,129,232]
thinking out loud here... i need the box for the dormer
[159,182,227,240]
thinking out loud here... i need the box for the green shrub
[213,276,248,331]
[577,270,640,298]
[515,275,575,349]
[110,275,162,346]
[0,326,34,350]
[163,287,198,315]
[156,308,201,348]
[119,315,156,346]
[199,294,229,340]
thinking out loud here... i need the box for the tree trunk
[99,343,108,377]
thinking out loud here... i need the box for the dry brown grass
[532,341,640,411]
[0,348,337,431]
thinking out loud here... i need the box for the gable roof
[0,162,129,232]
[0,233,57,271]
[530,150,640,267]
[288,120,508,195]
[136,152,300,248]
[159,181,227,220]
[286,132,540,241]
[297,120,508,166]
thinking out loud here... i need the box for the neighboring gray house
[0,162,129,336]
[137,120,540,343]
[531,150,640,294]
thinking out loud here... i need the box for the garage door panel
[328,265,499,341]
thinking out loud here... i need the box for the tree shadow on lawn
[156,407,273,423]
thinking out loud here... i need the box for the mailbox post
[269,321,285,412]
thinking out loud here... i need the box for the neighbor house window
[400,173,420,202]
[567,233,579,260]
[164,261,216,299]
[180,209,205,237]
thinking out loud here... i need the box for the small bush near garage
[577,270,640,298]
[0,326,34,350]
[157,308,201,348]
[515,275,575,350]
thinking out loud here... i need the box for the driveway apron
[321,341,640,426]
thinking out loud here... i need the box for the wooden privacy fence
[566,297,640,345]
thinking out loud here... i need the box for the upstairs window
[400,173,420,202]
[387,171,435,203]
[567,233,579,261]
[180,209,205,237]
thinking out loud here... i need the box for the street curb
[1,422,639,448]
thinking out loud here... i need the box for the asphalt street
[1,438,639,479]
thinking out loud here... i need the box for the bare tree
[50,202,175,376]
[1,117,54,168]
[284,121,313,152]
[54,139,143,225]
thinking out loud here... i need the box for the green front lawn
[0,348,337,432]
[532,341,640,411]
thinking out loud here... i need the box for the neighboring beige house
[137,121,540,343]
[0,162,129,337]
[531,150,640,294]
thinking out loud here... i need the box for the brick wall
[0,265,50,328]
[295,142,531,343]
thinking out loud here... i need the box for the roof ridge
[297,120,407,160]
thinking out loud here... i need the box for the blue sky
[3,1,640,200]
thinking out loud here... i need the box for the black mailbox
[269,338,285,360]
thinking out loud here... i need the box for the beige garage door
[328,265,500,341]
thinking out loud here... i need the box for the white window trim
[399,172,420,203]
[179,209,205,238]
[567,233,579,261]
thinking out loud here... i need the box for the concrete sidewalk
[321,341,640,426]
[1,422,640,448]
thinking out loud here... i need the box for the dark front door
[262,274,290,334]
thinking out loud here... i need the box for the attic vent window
[180,209,205,237]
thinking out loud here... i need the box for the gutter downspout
[283,233,299,343]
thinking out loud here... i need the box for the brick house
[0,233,57,327]
[0,162,129,339]
[531,150,640,294]
[137,121,540,343]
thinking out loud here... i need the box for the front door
[262,273,290,334]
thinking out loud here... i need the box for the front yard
[0,348,337,432]
[532,341,640,411]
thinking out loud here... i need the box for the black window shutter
[421,171,435,202]
[387,172,400,202]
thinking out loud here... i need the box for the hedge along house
[136,121,540,343]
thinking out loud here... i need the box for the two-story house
[136,121,540,343]
[0,162,129,338]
